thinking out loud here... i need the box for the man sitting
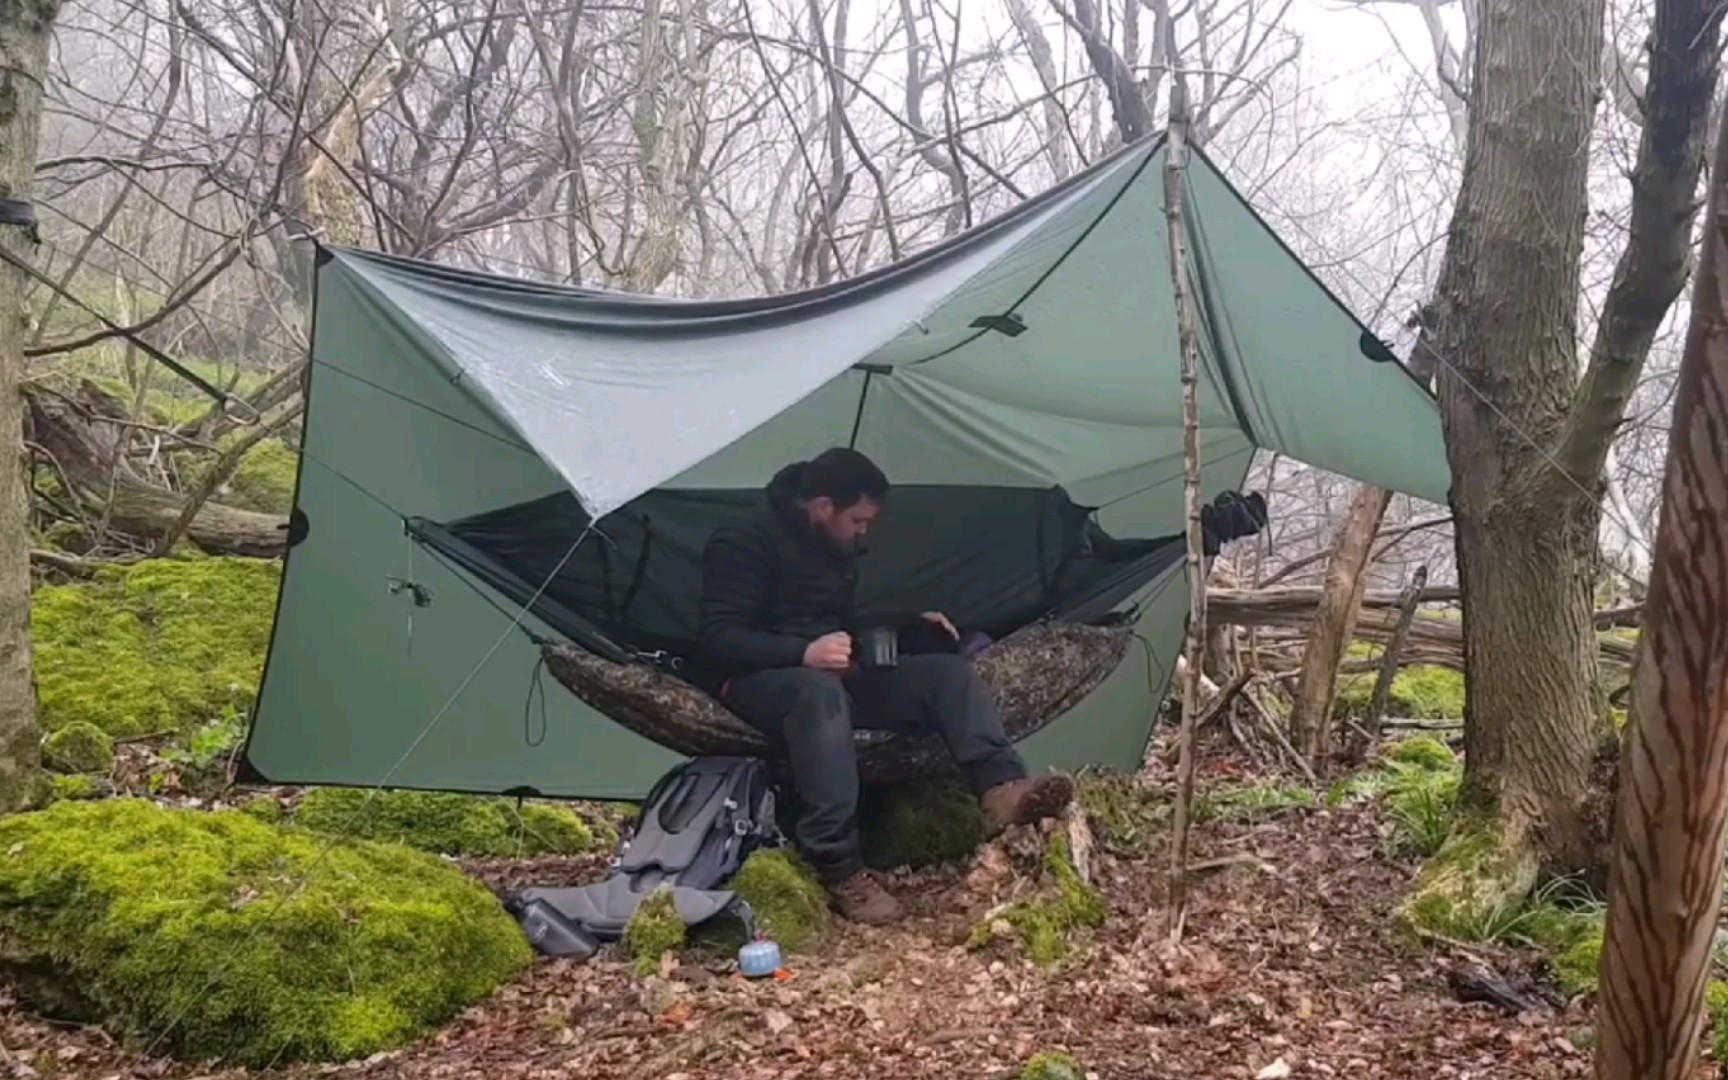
[697,447,1075,925]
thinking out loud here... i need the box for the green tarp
[240,134,1449,800]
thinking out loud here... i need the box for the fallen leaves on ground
[0,757,1597,1080]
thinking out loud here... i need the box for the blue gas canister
[738,936,782,978]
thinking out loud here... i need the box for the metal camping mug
[854,625,899,669]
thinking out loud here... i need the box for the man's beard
[812,522,863,558]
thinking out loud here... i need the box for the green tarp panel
[240,134,1450,800]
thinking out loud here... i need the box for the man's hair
[796,448,889,509]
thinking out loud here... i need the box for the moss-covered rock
[42,721,115,774]
[859,779,986,871]
[1020,1050,1084,1080]
[33,558,278,738]
[969,833,1106,966]
[0,798,532,1066]
[730,849,829,953]
[1394,818,1540,942]
[623,888,685,977]
[292,787,596,858]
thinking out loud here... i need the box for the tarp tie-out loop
[0,198,40,243]
[969,312,1027,337]
[523,654,549,747]
[0,242,260,424]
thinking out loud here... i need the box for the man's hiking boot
[981,774,1075,836]
[827,870,904,925]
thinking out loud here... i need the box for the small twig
[1246,685,1317,784]
[928,1028,995,1044]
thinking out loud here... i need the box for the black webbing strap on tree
[0,196,259,424]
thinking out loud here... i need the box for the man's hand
[803,631,853,671]
[921,611,959,640]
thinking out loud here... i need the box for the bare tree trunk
[0,0,58,811]
[1289,483,1391,767]
[1427,0,1611,872]
[1430,0,1722,878]
[1593,92,1728,1080]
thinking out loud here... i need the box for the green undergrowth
[623,889,686,976]
[1076,770,1165,853]
[291,787,598,859]
[1334,642,1465,720]
[1395,817,1610,997]
[1708,982,1728,1063]
[968,834,1106,966]
[1327,735,1462,857]
[859,779,987,871]
[50,774,101,802]
[1361,739,1622,999]
[1020,1050,1085,1080]
[1195,780,1316,824]
[0,798,531,1066]
[33,557,278,739]
[1395,817,1541,941]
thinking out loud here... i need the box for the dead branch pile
[24,378,294,565]
[1208,587,1637,671]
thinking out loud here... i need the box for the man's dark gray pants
[724,654,1028,886]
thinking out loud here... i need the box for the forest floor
[0,753,1605,1080]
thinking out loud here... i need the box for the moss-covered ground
[1019,1050,1085,1080]
[969,833,1106,966]
[32,557,278,739]
[1333,642,1465,720]
[0,798,531,1066]
[291,787,597,859]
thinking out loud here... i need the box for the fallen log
[1208,589,1636,671]
[24,380,288,558]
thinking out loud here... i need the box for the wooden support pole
[1160,64,1207,945]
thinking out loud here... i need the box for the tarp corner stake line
[241,130,1451,802]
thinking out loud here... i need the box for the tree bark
[1428,0,1611,871]
[0,0,59,811]
[1593,90,1728,1080]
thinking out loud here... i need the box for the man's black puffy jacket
[698,461,859,682]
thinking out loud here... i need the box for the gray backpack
[506,756,781,953]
